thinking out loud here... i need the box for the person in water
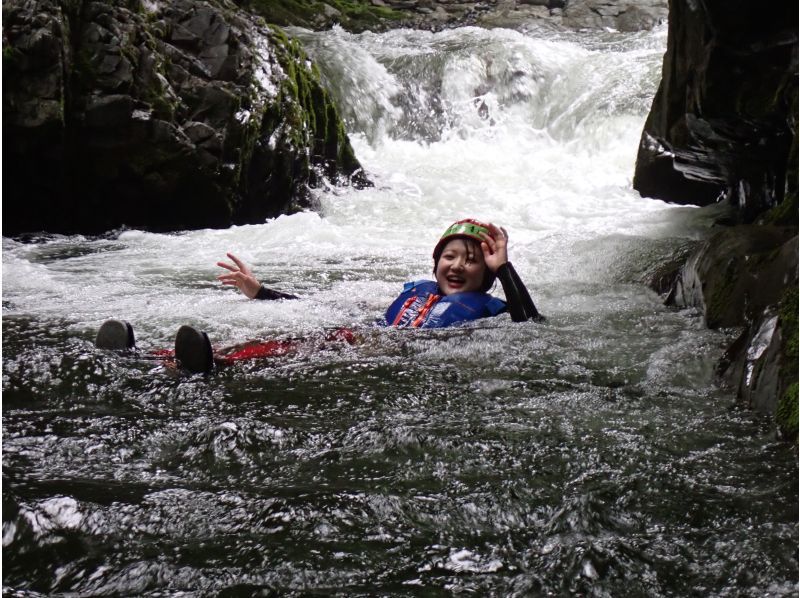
[96,219,540,372]
[218,219,539,326]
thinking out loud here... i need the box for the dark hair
[432,237,496,293]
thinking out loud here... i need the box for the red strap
[392,297,417,326]
[411,294,440,328]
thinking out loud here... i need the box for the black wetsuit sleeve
[496,262,542,322]
[254,285,299,300]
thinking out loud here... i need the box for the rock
[561,0,667,31]
[720,308,783,414]
[321,3,342,19]
[633,0,798,436]
[3,0,368,235]
[665,225,798,436]
[183,120,217,144]
[242,0,665,33]
[83,94,134,128]
[718,284,798,437]
[666,226,797,329]
[633,0,797,220]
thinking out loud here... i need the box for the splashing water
[3,22,797,596]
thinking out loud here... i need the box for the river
[2,21,797,596]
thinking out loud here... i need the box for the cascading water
[3,22,797,596]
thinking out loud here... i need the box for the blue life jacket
[383,280,507,329]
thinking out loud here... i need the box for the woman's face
[435,239,487,295]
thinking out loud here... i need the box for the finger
[479,231,497,252]
[226,253,247,271]
[217,272,243,282]
[217,261,238,272]
[486,223,503,240]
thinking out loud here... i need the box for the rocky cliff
[3,0,367,235]
[634,0,798,437]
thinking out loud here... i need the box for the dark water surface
[3,283,797,596]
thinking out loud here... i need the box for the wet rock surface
[666,226,797,330]
[661,225,798,434]
[632,0,797,217]
[241,0,666,33]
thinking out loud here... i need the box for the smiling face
[435,238,488,295]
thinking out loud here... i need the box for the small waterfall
[292,24,665,144]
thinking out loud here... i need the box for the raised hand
[479,223,509,273]
[216,253,261,299]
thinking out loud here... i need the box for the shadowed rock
[3,0,368,235]
[633,0,797,218]
[662,225,798,435]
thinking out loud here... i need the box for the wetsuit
[255,287,299,300]
[151,264,540,367]
[495,262,541,323]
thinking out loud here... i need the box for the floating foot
[175,325,214,374]
[96,319,135,350]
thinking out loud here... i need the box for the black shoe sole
[175,325,214,374]
[96,319,135,350]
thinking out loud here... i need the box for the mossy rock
[776,287,798,440]
[667,226,797,329]
[240,0,404,32]
[3,0,367,234]
[777,383,798,440]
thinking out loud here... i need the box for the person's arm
[217,253,298,300]
[480,224,542,322]
[496,262,541,322]
[254,286,298,300]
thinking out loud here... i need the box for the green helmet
[432,218,491,258]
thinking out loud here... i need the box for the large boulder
[2,0,368,235]
[632,0,797,219]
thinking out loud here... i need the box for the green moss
[326,0,404,21]
[268,25,357,170]
[243,0,317,27]
[776,287,799,439]
[779,286,798,362]
[242,0,403,31]
[2,43,18,70]
[765,133,797,225]
[705,258,739,329]
[776,383,798,439]
[764,193,798,225]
